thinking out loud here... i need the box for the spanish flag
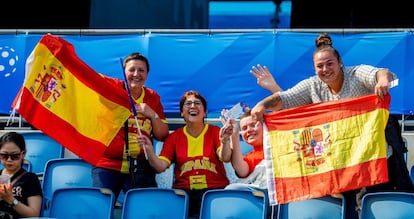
[12,34,131,165]
[264,94,390,205]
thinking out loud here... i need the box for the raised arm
[219,119,235,162]
[250,64,282,93]
[229,121,250,178]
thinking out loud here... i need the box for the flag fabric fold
[263,94,390,205]
[12,34,132,165]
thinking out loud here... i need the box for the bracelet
[153,113,159,120]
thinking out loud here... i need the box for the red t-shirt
[243,147,264,175]
[159,124,230,190]
[95,77,166,173]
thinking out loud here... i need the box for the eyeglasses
[183,100,203,108]
[0,152,23,161]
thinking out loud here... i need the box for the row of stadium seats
[27,185,414,219]
[6,132,253,218]
[7,131,414,219]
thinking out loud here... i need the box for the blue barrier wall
[0,30,413,116]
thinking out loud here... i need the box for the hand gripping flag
[11,34,131,165]
[263,94,390,205]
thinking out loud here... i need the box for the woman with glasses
[138,90,234,219]
[0,132,43,218]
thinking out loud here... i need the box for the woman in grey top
[251,33,395,118]
[250,32,411,219]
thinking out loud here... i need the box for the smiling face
[239,115,263,148]
[125,59,148,91]
[181,94,206,123]
[313,50,343,90]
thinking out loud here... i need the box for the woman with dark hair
[250,32,412,219]
[0,132,42,218]
[138,90,234,218]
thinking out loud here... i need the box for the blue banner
[0,31,412,115]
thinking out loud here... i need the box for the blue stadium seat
[116,140,175,210]
[22,159,31,172]
[122,188,189,219]
[20,132,64,176]
[360,192,414,219]
[200,189,267,219]
[49,187,114,219]
[277,195,346,219]
[41,158,92,217]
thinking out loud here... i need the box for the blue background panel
[0,31,412,116]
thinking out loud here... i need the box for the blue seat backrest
[277,195,346,219]
[41,158,92,217]
[49,187,114,219]
[200,189,267,219]
[20,132,64,176]
[122,188,189,219]
[360,192,414,219]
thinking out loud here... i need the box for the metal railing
[1,115,413,132]
[1,28,414,35]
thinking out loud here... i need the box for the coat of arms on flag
[263,94,390,205]
[10,34,132,165]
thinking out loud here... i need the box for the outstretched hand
[249,64,282,93]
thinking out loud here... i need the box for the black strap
[123,117,157,188]
[11,170,26,186]
[124,120,130,156]
[123,80,131,158]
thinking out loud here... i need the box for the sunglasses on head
[0,152,23,161]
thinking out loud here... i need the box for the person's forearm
[231,154,249,178]
[230,136,250,178]
[151,118,169,141]
[219,139,232,162]
[376,69,393,83]
[269,84,282,93]
[262,92,283,111]
[147,153,169,173]
[251,93,283,122]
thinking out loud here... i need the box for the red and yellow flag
[263,94,390,205]
[12,34,131,165]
